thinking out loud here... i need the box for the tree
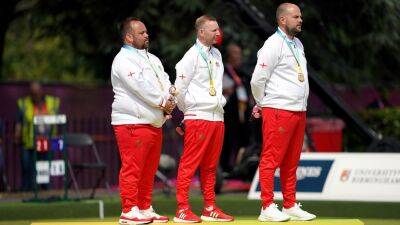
[1,0,399,90]
[301,0,400,89]
[0,0,28,79]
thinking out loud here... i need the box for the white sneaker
[140,206,169,223]
[258,203,290,222]
[282,203,316,221]
[119,206,152,225]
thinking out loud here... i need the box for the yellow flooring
[32,219,364,225]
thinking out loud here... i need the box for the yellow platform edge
[31,219,364,225]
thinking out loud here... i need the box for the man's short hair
[119,17,141,41]
[195,15,217,31]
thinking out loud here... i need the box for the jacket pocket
[185,91,197,109]
[214,96,226,114]
[220,95,227,107]
[131,101,141,118]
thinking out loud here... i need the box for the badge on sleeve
[259,63,267,69]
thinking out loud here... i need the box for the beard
[286,24,301,37]
[133,39,149,49]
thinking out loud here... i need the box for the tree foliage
[301,0,400,89]
[3,14,97,83]
[0,0,399,89]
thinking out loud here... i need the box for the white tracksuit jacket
[251,28,309,112]
[111,45,172,127]
[175,39,226,121]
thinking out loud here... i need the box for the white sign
[50,160,65,176]
[36,160,66,184]
[248,153,400,202]
[36,161,50,184]
[33,114,67,125]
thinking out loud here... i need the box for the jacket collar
[122,44,147,55]
[196,39,212,53]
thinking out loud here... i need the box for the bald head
[276,3,303,38]
[276,3,300,23]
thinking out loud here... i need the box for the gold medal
[296,65,304,82]
[209,86,216,96]
[298,73,304,82]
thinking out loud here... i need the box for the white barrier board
[248,153,400,202]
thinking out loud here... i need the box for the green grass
[0,194,399,225]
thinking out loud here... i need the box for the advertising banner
[248,153,400,202]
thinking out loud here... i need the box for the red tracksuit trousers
[176,119,224,210]
[113,124,162,213]
[259,107,306,209]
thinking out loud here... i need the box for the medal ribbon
[196,43,216,94]
[123,45,164,91]
[276,28,303,74]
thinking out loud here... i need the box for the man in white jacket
[111,18,174,225]
[173,15,234,223]
[250,3,316,222]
